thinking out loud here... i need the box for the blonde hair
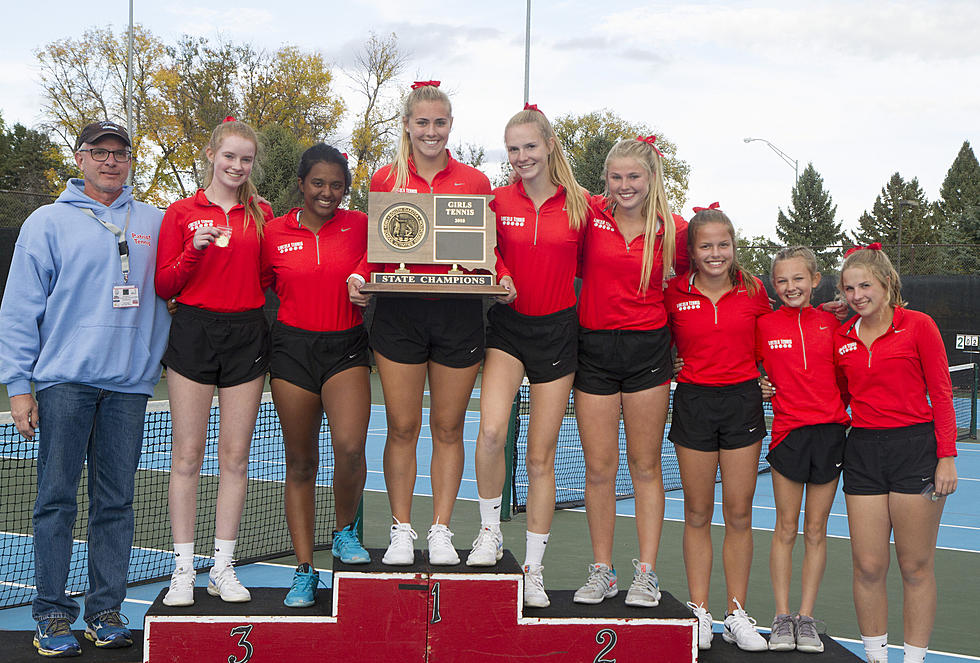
[688,208,761,297]
[839,246,907,308]
[390,84,452,191]
[770,246,818,279]
[504,108,587,230]
[204,120,265,237]
[602,138,676,293]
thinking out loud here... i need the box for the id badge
[113,284,140,308]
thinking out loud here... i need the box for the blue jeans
[32,384,147,624]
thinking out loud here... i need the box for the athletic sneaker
[768,613,796,651]
[84,612,132,648]
[624,559,661,607]
[207,563,251,602]
[332,522,370,564]
[523,563,550,608]
[427,523,460,565]
[162,565,195,607]
[795,614,825,653]
[573,563,618,604]
[722,599,768,651]
[466,526,503,566]
[687,601,714,650]
[283,563,319,608]
[382,521,418,565]
[33,617,81,657]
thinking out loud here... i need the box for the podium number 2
[430,582,442,624]
[593,628,617,663]
[228,624,254,663]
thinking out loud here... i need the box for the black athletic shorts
[767,423,847,485]
[843,422,939,495]
[269,322,370,394]
[574,326,673,395]
[668,378,767,452]
[370,296,484,368]
[486,304,577,383]
[162,304,269,388]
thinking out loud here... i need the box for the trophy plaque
[362,192,507,296]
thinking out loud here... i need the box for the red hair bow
[524,103,541,113]
[692,202,721,213]
[844,242,883,257]
[342,152,348,160]
[223,116,237,123]
[636,135,663,157]
[411,80,441,90]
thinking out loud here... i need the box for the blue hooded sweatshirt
[0,179,171,397]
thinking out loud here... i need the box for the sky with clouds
[3,0,978,238]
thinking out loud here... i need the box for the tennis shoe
[283,563,319,608]
[523,563,550,608]
[794,614,825,653]
[687,601,713,650]
[332,522,370,564]
[625,559,661,607]
[84,612,132,648]
[768,613,796,651]
[427,523,460,565]
[382,520,418,565]
[573,563,618,604]
[162,565,195,607]
[723,599,767,651]
[207,563,251,602]
[33,618,80,657]
[466,526,503,566]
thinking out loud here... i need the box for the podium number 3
[593,628,617,663]
[228,624,254,663]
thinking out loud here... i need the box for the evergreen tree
[853,173,937,274]
[933,141,980,273]
[256,124,306,216]
[774,163,845,271]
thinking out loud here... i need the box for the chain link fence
[0,189,57,228]
[739,243,980,277]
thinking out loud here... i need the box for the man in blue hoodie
[0,121,171,657]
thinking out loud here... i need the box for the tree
[0,113,75,194]
[735,229,778,276]
[774,163,846,271]
[453,142,486,169]
[853,173,938,274]
[551,110,690,210]
[935,141,980,243]
[256,124,305,216]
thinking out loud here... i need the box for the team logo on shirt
[130,232,151,247]
[188,219,215,231]
[592,219,615,232]
[838,342,858,355]
[676,300,701,311]
[380,203,428,250]
[768,339,793,349]
[277,241,304,254]
[500,216,525,227]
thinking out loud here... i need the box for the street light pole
[744,137,799,185]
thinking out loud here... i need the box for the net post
[971,362,978,439]
[501,389,521,522]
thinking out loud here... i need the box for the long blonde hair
[687,208,760,296]
[204,119,265,236]
[504,107,586,230]
[839,245,907,308]
[602,138,676,293]
[389,84,453,191]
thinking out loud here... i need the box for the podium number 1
[228,624,254,663]
[430,582,442,624]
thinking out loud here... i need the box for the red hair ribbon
[223,116,237,123]
[342,152,348,160]
[844,242,883,257]
[636,135,664,157]
[524,103,541,113]
[692,202,721,214]
[411,80,441,90]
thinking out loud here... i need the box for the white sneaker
[207,563,251,603]
[722,598,768,652]
[427,523,460,565]
[382,521,418,565]
[466,526,503,566]
[573,563,618,604]
[687,601,714,650]
[624,559,661,607]
[523,564,550,608]
[162,565,195,607]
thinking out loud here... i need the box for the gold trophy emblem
[380,204,427,251]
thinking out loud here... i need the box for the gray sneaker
[573,563,618,604]
[795,614,825,653]
[768,613,796,651]
[624,559,661,607]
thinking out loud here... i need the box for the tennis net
[0,396,335,609]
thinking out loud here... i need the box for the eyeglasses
[77,148,132,163]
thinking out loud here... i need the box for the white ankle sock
[903,643,927,663]
[862,634,889,663]
[478,495,502,528]
[524,531,549,567]
[214,538,237,569]
[173,542,194,569]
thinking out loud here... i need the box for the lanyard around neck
[82,203,132,283]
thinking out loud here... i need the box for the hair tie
[411,80,441,90]
[692,202,721,214]
[342,152,348,161]
[844,242,883,257]
[636,135,663,157]
[524,103,542,113]
[223,116,237,123]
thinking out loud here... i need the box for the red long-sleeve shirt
[756,305,850,448]
[491,182,586,316]
[578,195,689,330]
[261,208,366,331]
[666,272,772,386]
[155,189,272,312]
[835,307,957,457]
